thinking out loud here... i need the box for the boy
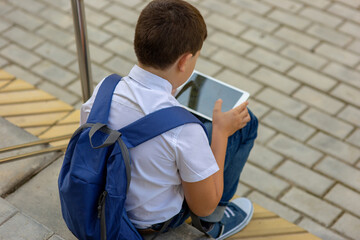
[81,0,258,239]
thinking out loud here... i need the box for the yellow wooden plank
[230,218,306,238]
[231,232,321,240]
[24,126,49,136]
[0,100,73,117]
[49,139,71,147]
[39,123,79,139]
[0,80,10,89]
[252,203,277,219]
[0,89,56,104]
[5,112,69,127]
[0,70,15,80]
[0,79,35,92]
[58,110,80,124]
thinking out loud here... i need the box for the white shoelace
[224,206,236,218]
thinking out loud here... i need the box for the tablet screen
[176,72,244,119]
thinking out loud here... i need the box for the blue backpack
[58,74,207,240]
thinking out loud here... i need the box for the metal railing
[71,0,93,102]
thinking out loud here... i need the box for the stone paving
[0,0,359,239]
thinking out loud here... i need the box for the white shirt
[80,65,219,228]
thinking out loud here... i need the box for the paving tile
[248,143,284,171]
[347,129,360,148]
[39,8,73,29]
[41,0,71,11]
[327,2,360,24]
[256,88,307,117]
[0,37,8,49]
[104,38,137,62]
[331,83,360,107]
[268,10,311,30]
[195,57,222,76]
[339,21,360,39]
[309,132,360,164]
[293,86,344,115]
[301,108,353,139]
[0,213,53,240]
[4,9,44,31]
[315,156,360,192]
[86,25,112,45]
[8,0,45,13]
[211,50,258,74]
[332,213,360,240]
[36,24,74,47]
[247,47,294,72]
[338,105,360,127]
[0,44,41,68]
[0,57,7,68]
[2,65,42,85]
[103,20,135,43]
[274,27,319,50]
[32,61,76,87]
[281,187,341,226]
[87,44,113,65]
[235,182,251,197]
[263,110,316,141]
[38,81,79,106]
[275,160,334,196]
[325,184,360,217]
[248,191,300,223]
[49,235,66,240]
[208,32,253,55]
[307,24,352,47]
[323,62,360,89]
[0,20,11,32]
[281,45,327,70]
[262,0,303,12]
[241,29,285,52]
[230,0,272,14]
[200,0,239,17]
[299,7,343,27]
[0,1,14,15]
[0,198,17,225]
[241,163,290,198]
[35,43,76,67]
[295,0,331,8]
[288,65,337,92]
[348,40,360,55]
[268,134,323,166]
[200,42,218,58]
[206,13,246,35]
[84,7,111,27]
[215,69,263,96]
[337,0,360,7]
[104,56,135,77]
[104,4,139,25]
[298,218,347,240]
[316,43,360,67]
[84,0,111,9]
[237,12,279,33]
[255,124,276,144]
[3,26,43,49]
[251,67,300,94]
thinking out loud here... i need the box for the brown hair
[134,0,207,70]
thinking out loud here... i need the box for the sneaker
[206,198,253,240]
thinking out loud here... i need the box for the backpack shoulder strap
[119,106,208,148]
[87,74,122,124]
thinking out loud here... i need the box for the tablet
[175,70,249,121]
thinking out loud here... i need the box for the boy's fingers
[234,101,248,113]
[213,99,223,113]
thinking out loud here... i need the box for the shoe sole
[215,201,254,240]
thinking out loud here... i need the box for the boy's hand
[212,99,250,137]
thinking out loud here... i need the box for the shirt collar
[128,65,173,94]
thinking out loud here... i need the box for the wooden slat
[0,70,15,80]
[0,100,73,117]
[58,110,80,124]
[5,112,69,128]
[230,218,306,239]
[233,232,321,240]
[0,80,10,89]
[24,126,49,136]
[0,89,56,104]
[252,203,277,219]
[0,79,35,92]
[39,123,79,139]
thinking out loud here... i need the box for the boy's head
[134,0,207,70]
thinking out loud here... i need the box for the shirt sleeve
[175,123,219,183]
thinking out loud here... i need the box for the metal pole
[71,0,93,102]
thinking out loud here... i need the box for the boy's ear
[178,53,193,72]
